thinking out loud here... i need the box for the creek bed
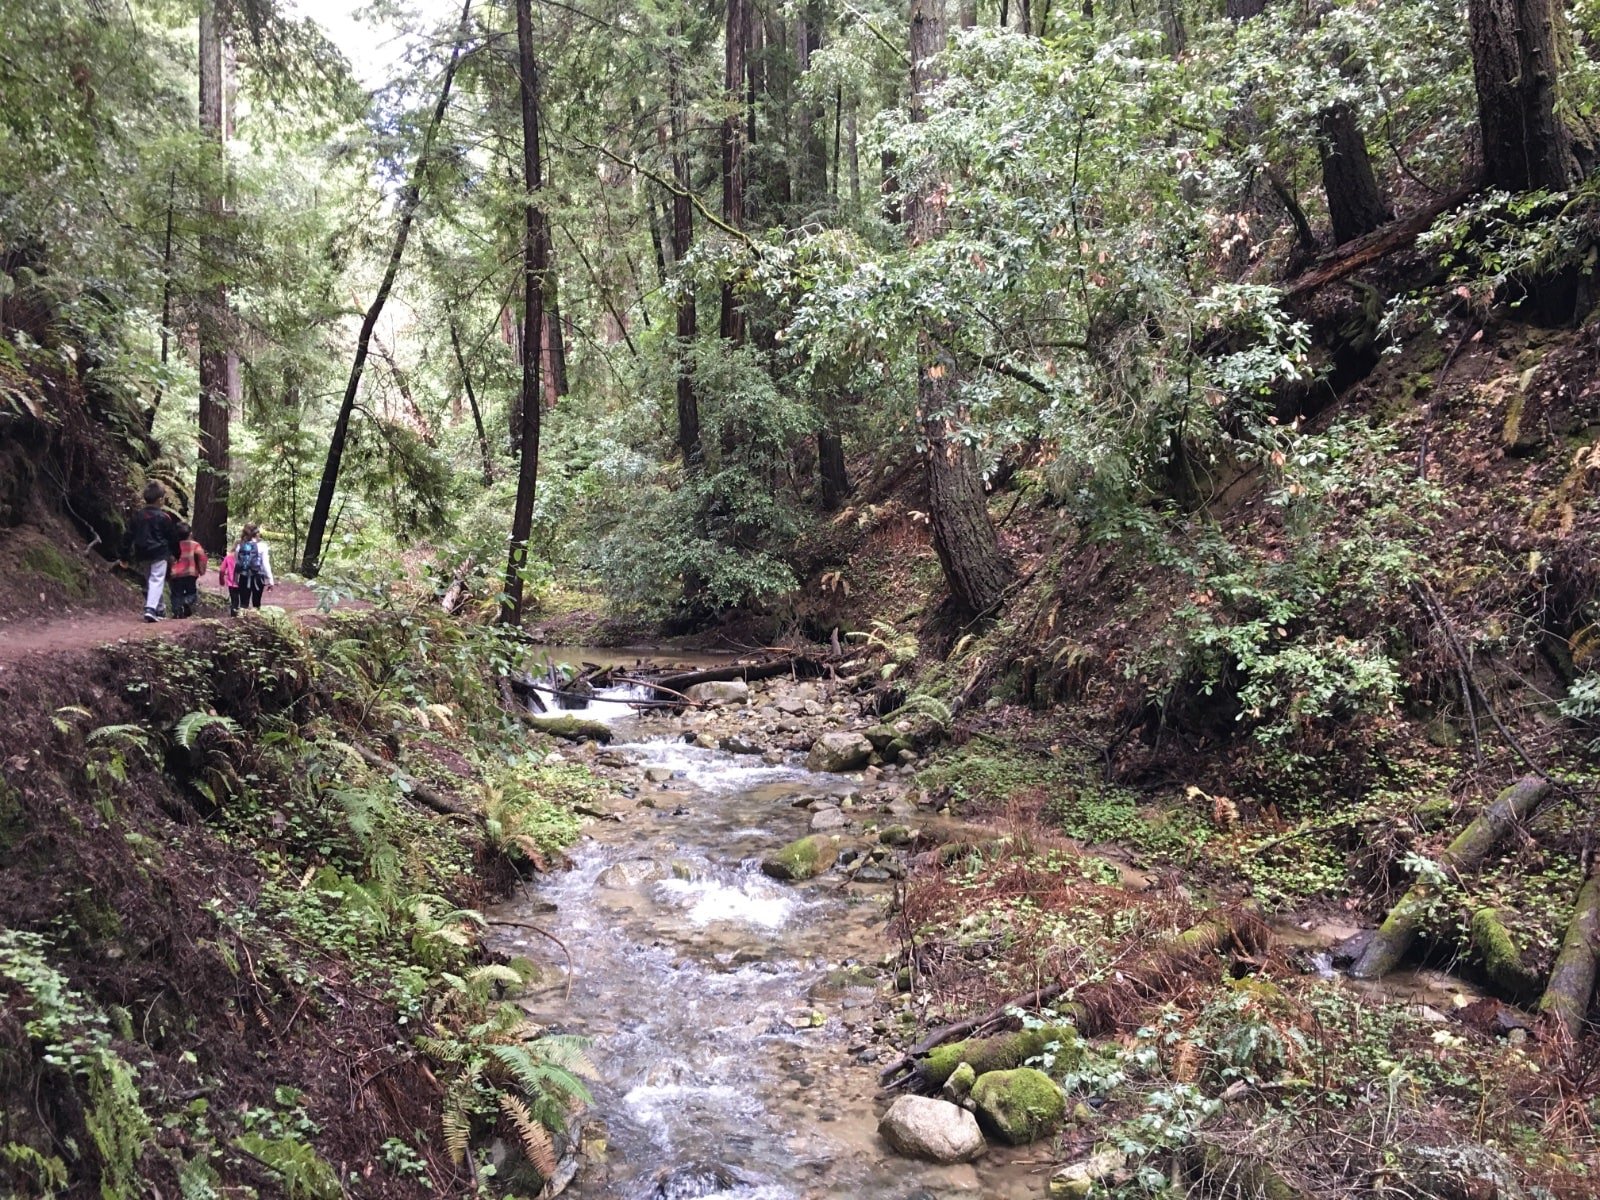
[489,729,1038,1200]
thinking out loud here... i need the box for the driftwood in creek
[1350,775,1551,980]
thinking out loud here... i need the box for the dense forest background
[9,0,1591,628]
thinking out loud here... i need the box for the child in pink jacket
[219,548,239,616]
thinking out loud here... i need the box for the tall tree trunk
[908,0,1011,618]
[720,0,749,343]
[193,1,231,552]
[300,0,472,576]
[817,424,851,510]
[1468,0,1572,191]
[1158,0,1186,55]
[959,0,976,28]
[503,0,547,626]
[669,52,701,471]
[1318,101,1392,244]
[449,319,494,486]
[1226,0,1268,19]
[796,7,829,208]
[147,168,176,433]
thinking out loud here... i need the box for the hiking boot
[143,608,165,623]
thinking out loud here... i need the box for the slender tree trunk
[502,0,547,626]
[720,0,749,343]
[1159,0,1186,54]
[848,102,860,206]
[449,319,494,486]
[1318,101,1391,245]
[147,168,176,432]
[300,0,472,576]
[194,2,231,551]
[1468,0,1572,192]
[795,8,829,206]
[669,52,701,471]
[908,0,1010,618]
[818,424,851,510]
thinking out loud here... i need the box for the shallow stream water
[489,698,1040,1200]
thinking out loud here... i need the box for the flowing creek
[489,681,1041,1200]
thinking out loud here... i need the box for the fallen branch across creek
[879,908,1270,1089]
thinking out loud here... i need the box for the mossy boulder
[969,1067,1066,1145]
[918,1024,1080,1086]
[759,835,839,882]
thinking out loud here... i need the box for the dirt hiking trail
[0,578,336,664]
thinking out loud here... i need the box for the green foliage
[0,931,153,1198]
[233,1134,340,1200]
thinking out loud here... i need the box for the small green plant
[233,1134,340,1200]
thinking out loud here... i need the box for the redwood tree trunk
[1468,0,1571,191]
[1226,0,1268,20]
[502,0,547,626]
[719,0,748,344]
[299,0,472,576]
[669,51,701,471]
[193,1,231,553]
[908,0,1010,618]
[1318,101,1392,245]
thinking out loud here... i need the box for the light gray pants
[144,558,168,612]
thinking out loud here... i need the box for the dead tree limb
[1350,775,1551,979]
[1539,873,1600,1036]
[353,745,479,819]
[1282,186,1475,299]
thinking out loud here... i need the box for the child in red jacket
[169,523,209,618]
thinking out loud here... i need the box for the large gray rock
[810,807,849,831]
[686,680,749,706]
[878,1095,986,1163]
[806,731,873,773]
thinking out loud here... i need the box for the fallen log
[353,745,479,818]
[1351,775,1550,980]
[1538,872,1600,1036]
[655,655,817,693]
[881,909,1269,1087]
[1282,186,1475,300]
[1469,907,1541,1000]
[519,713,614,744]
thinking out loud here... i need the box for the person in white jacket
[233,522,275,610]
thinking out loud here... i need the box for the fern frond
[173,711,241,749]
[441,1104,472,1165]
[498,1092,557,1178]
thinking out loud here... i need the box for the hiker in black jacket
[128,482,180,622]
